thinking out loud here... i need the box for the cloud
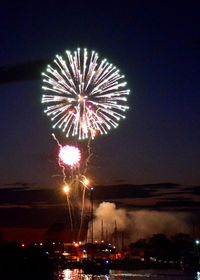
[1,181,36,188]
[113,179,129,184]
[0,182,198,229]
[0,206,67,228]
[155,199,200,208]
[0,182,198,210]
[0,186,63,205]
[0,60,49,84]
[94,184,158,200]
[181,185,200,196]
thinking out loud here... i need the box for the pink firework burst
[59,145,81,166]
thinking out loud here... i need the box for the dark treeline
[130,233,196,258]
[126,233,200,270]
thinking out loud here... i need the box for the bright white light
[42,48,130,140]
[59,145,81,166]
[63,269,72,280]
[83,177,90,187]
[63,185,70,193]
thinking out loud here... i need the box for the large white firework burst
[42,48,130,140]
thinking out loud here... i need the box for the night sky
[0,1,199,232]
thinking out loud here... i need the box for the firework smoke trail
[51,133,74,231]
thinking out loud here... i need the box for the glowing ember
[82,177,90,187]
[59,145,81,166]
[63,185,70,193]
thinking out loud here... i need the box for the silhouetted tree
[148,234,173,259]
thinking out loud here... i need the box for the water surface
[57,269,200,280]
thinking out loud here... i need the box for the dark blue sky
[0,0,200,188]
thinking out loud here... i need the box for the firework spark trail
[77,137,93,241]
[52,133,67,183]
[66,194,73,232]
[42,48,130,140]
[51,133,74,231]
[77,187,85,241]
[77,176,88,241]
[83,136,93,175]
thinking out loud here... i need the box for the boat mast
[90,187,94,244]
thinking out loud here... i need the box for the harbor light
[195,239,200,245]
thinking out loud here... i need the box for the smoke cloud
[88,202,190,246]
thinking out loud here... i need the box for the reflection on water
[58,269,109,280]
[57,269,200,280]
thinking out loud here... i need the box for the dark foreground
[0,242,199,279]
[0,242,55,279]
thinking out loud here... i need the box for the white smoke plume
[87,202,190,247]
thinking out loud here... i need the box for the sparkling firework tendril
[52,133,74,231]
[52,133,89,236]
[42,48,130,140]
